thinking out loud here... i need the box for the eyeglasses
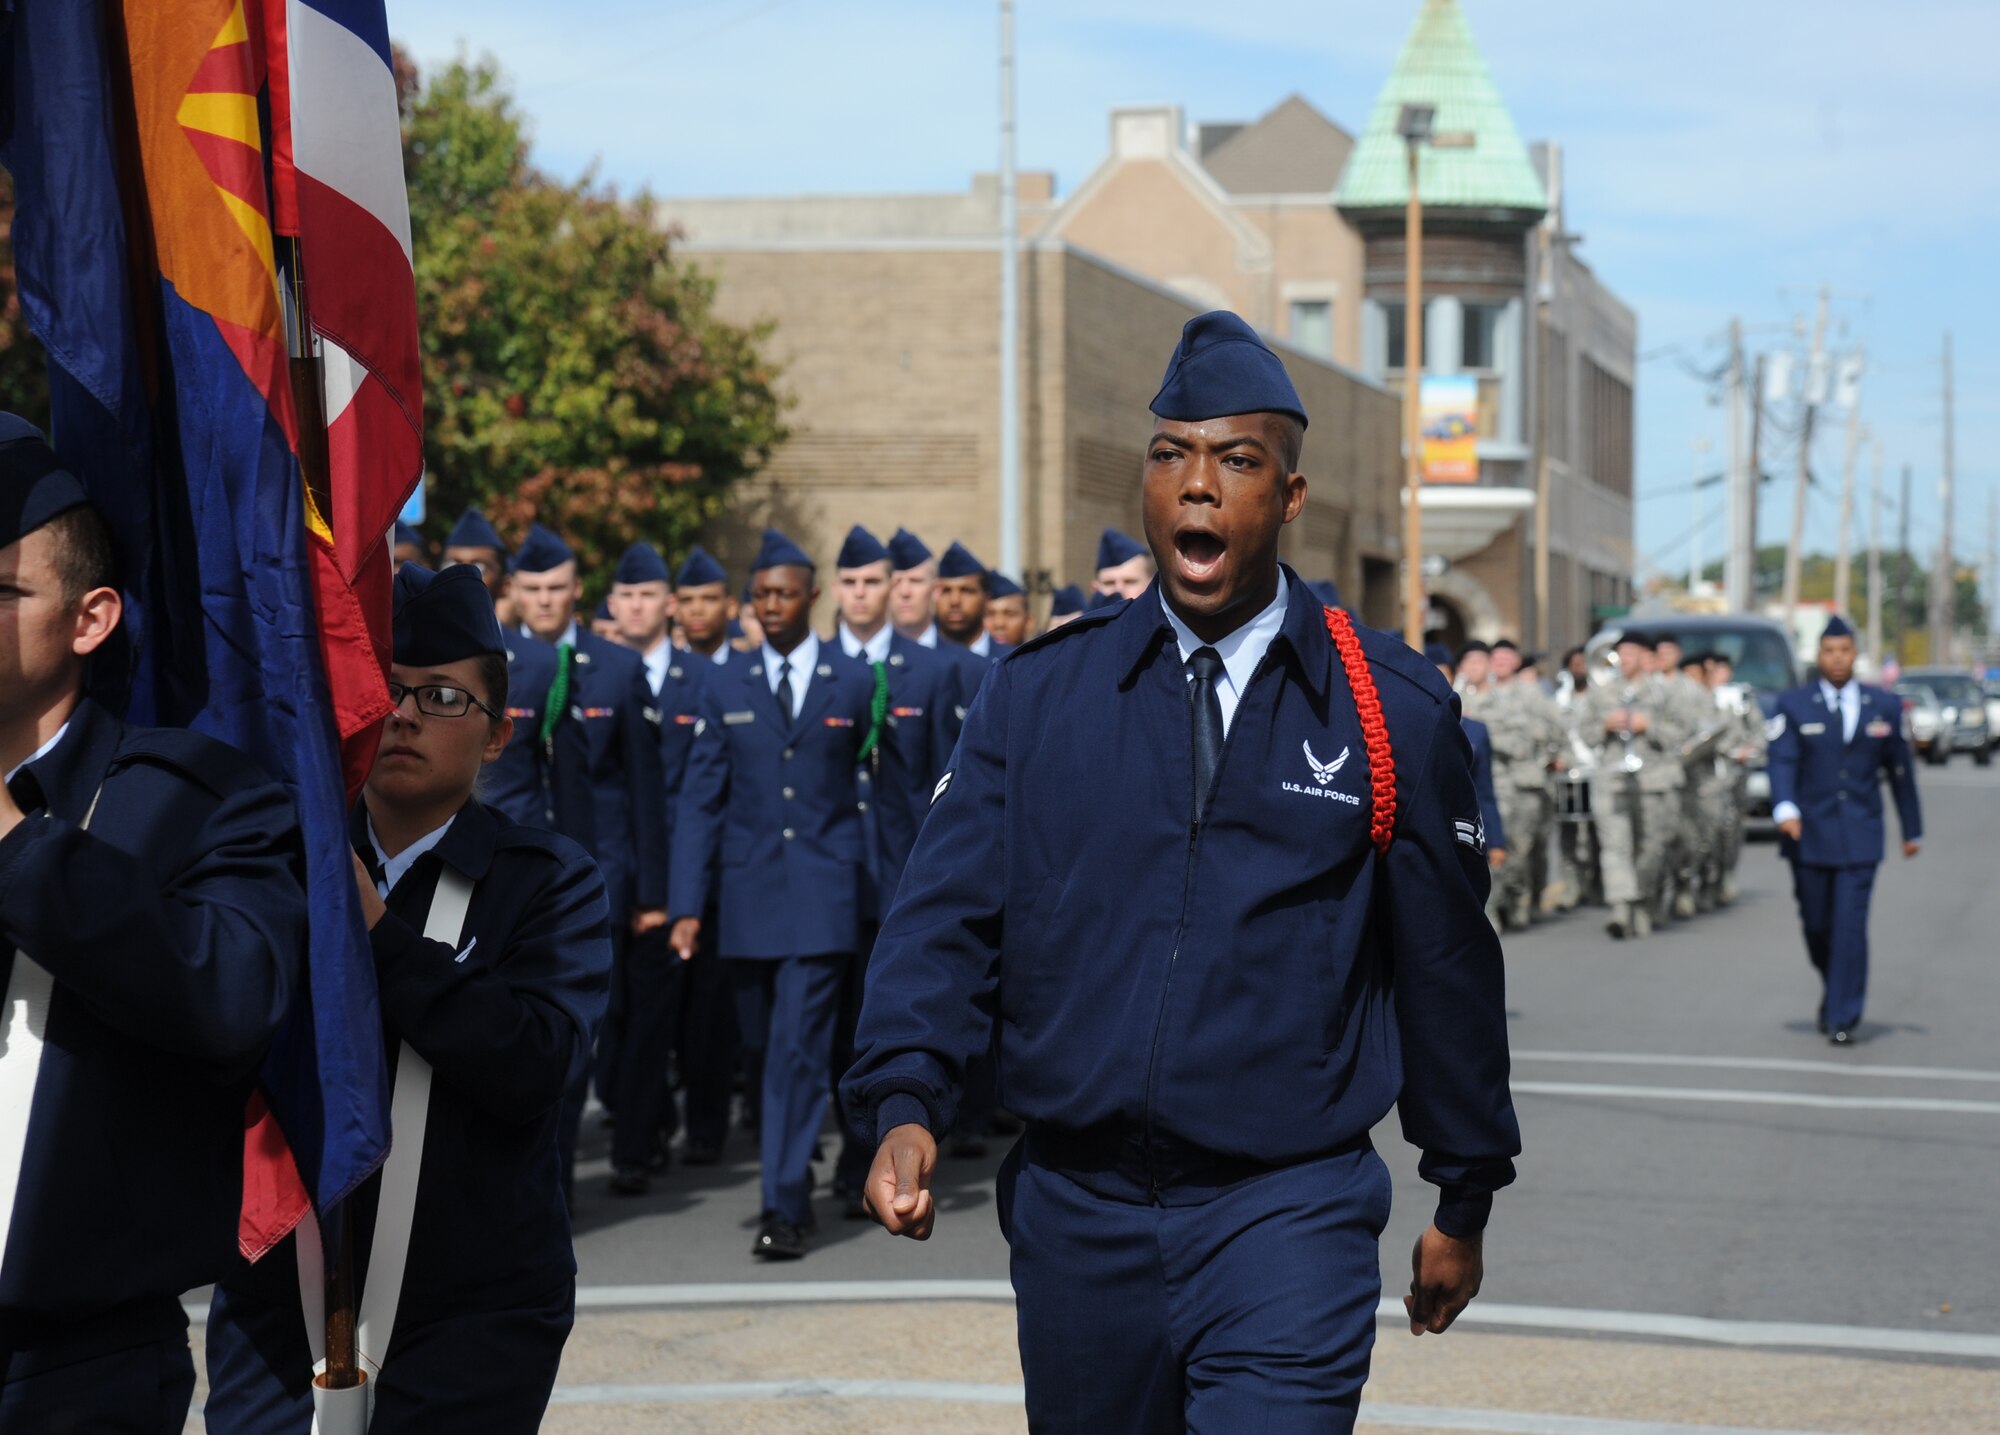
[387,682,499,720]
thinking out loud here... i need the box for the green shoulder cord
[540,642,574,756]
[857,660,890,766]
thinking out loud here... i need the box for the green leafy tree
[398,53,785,588]
[0,171,51,421]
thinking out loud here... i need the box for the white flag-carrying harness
[302,864,474,1431]
[0,786,104,1283]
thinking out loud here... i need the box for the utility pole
[1689,436,1712,592]
[1930,333,1954,662]
[1896,462,1912,666]
[1400,119,1428,649]
[1866,437,1884,669]
[1988,488,1997,665]
[1745,354,1767,609]
[996,0,1021,580]
[1781,287,1830,622]
[1833,349,1864,621]
[1723,318,1750,610]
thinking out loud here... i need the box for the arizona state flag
[0,0,415,1254]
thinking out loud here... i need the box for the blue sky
[391,0,2000,583]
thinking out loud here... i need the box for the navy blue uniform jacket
[484,628,591,847]
[669,645,905,959]
[649,651,709,859]
[843,571,1520,1234]
[0,698,305,1343]
[861,635,961,921]
[1767,682,1922,868]
[1463,717,1507,854]
[530,631,668,912]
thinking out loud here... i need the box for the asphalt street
[566,762,2000,1336]
[186,761,2000,1431]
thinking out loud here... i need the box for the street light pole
[1401,131,1426,649]
[996,0,1021,580]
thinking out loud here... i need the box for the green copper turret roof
[1334,0,1547,219]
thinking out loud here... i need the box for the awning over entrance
[1406,484,1535,560]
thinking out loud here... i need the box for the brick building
[654,0,1633,647]
[655,199,1404,630]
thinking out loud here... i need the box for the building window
[1462,302,1504,370]
[1382,301,1407,371]
[1289,300,1334,361]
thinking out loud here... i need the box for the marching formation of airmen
[1451,631,1768,941]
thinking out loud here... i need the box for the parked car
[1982,680,2000,737]
[1896,683,1945,763]
[1586,613,1798,829]
[1900,668,1992,766]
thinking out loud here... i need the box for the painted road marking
[1513,1048,2000,1085]
[543,1383,1858,1434]
[186,1284,2000,1360]
[1513,1078,2000,1117]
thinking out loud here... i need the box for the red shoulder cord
[1323,606,1396,854]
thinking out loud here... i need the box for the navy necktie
[1188,646,1225,815]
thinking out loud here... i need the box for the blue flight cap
[1150,310,1308,429]
[594,597,613,621]
[445,506,507,555]
[513,523,574,574]
[1306,578,1342,609]
[392,562,506,666]
[887,527,933,573]
[751,527,814,574]
[614,541,670,586]
[837,524,890,569]
[1087,587,1123,610]
[0,414,89,550]
[675,545,728,589]
[1424,642,1454,668]
[937,542,987,581]
[393,520,422,550]
[987,571,1024,600]
[1096,527,1147,571]
[1821,613,1855,641]
[1049,584,1086,616]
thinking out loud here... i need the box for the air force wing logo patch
[1303,740,1349,787]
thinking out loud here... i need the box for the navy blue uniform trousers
[1789,860,1878,1031]
[0,1327,192,1435]
[999,1138,1391,1434]
[204,1274,572,1434]
[730,955,845,1225]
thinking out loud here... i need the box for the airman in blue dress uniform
[510,524,668,1194]
[843,314,1519,1433]
[205,561,611,1434]
[666,546,743,1162]
[1095,526,1156,600]
[1430,642,1507,885]
[604,541,710,1192]
[0,418,307,1434]
[1767,616,1922,1044]
[1045,583,1087,630]
[828,525,961,1211]
[888,529,988,734]
[669,530,913,1258]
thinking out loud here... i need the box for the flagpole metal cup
[310,1363,370,1435]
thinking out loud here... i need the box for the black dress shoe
[680,1141,722,1167]
[949,1135,989,1159]
[1816,1002,1829,1035]
[1828,1026,1855,1046]
[608,1168,650,1197]
[752,1217,808,1259]
[843,1193,873,1222]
